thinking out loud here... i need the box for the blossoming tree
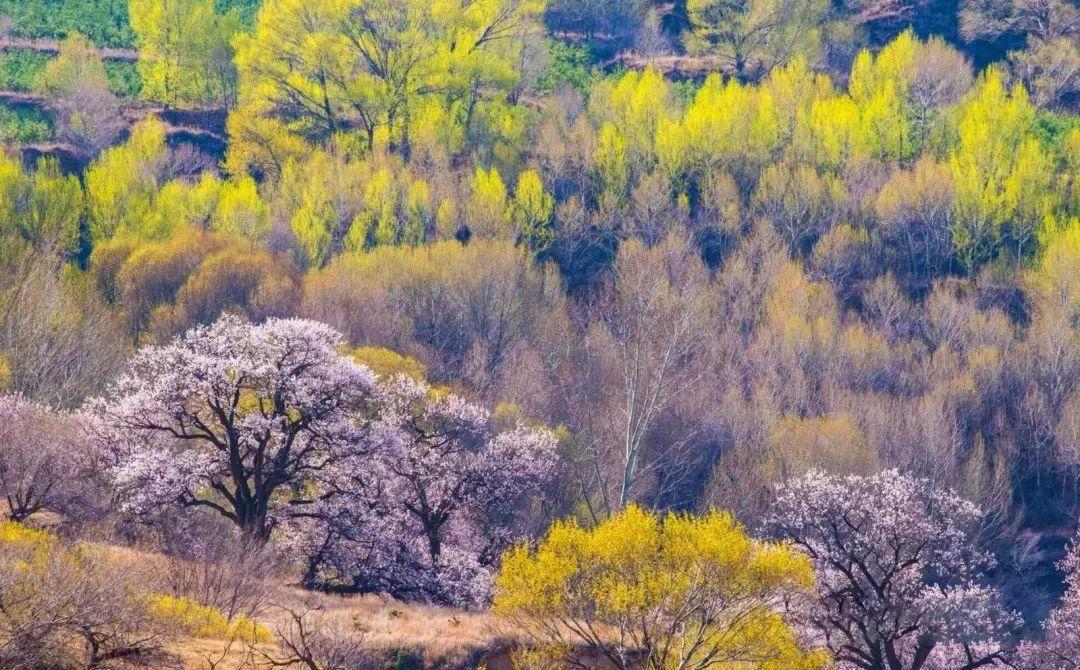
[0,395,87,521]
[293,375,558,607]
[767,469,1020,670]
[91,315,378,540]
[1017,530,1080,669]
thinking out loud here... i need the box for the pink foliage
[0,394,89,521]
[768,469,1020,670]
[90,315,378,538]
[1017,532,1080,669]
[90,316,558,607]
[288,375,559,607]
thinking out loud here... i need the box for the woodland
[0,0,1078,667]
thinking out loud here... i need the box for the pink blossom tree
[291,376,559,607]
[0,394,87,521]
[767,469,1020,670]
[90,316,378,540]
[1017,531,1080,669]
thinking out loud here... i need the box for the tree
[129,0,240,107]
[0,252,130,407]
[229,0,543,170]
[1016,528,1080,669]
[90,315,378,540]
[289,374,558,607]
[514,169,555,252]
[495,504,827,670]
[767,470,1021,670]
[948,70,1050,270]
[685,0,829,81]
[573,235,712,515]
[1008,36,1080,109]
[35,33,125,153]
[83,118,168,243]
[0,395,86,522]
[543,0,649,47]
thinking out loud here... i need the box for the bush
[495,505,826,669]
[0,51,49,91]
[0,104,51,143]
[0,523,167,669]
[146,595,272,644]
[0,0,134,47]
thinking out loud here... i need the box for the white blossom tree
[291,375,558,607]
[767,470,1020,670]
[90,316,378,540]
[0,395,88,522]
[1017,529,1080,669]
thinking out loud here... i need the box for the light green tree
[129,0,240,107]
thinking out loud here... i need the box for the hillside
[0,0,1078,668]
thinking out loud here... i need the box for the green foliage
[129,0,239,106]
[103,61,141,98]
[0,51,50,92]
[536,40,596,95]
[0,104,51,143]
[0,0,134,48]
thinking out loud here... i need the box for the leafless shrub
[255,602,378,670]
[0,535,170,669]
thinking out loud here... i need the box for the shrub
[145,594,272,644]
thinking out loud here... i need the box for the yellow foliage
[0,354,10,392]
[0,521,55,551]
[594,122,629,197]
[213,176,269,242]
[495,505,825,670]
[146,595,272,643]
[514,170,554,252]
[84,118,167,242]
[352,347,427,381]
[467,167,510,239]
[948,69,1047,268]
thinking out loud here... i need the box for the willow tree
[228,0,544,175]
[129,0,240,107]
[685,0,829,81]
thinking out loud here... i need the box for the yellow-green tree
[129,0,240,107]
[83,118,168,242]
[467,167,510,239]
[948,69,1052,269]
[229,0,543,172]
[514,170,554,252]
[685,0,828,81]
[212,176,270,242]
[495,505,826,670]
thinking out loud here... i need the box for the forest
[0,0,1078,667]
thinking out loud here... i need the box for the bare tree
[253,603,377,670]
[574,235,713,515]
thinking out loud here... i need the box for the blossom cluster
[91,316,558,606]
[768,469,1020,668]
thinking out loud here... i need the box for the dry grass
[163,589,512,669]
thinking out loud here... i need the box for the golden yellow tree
[495,505,826,670]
